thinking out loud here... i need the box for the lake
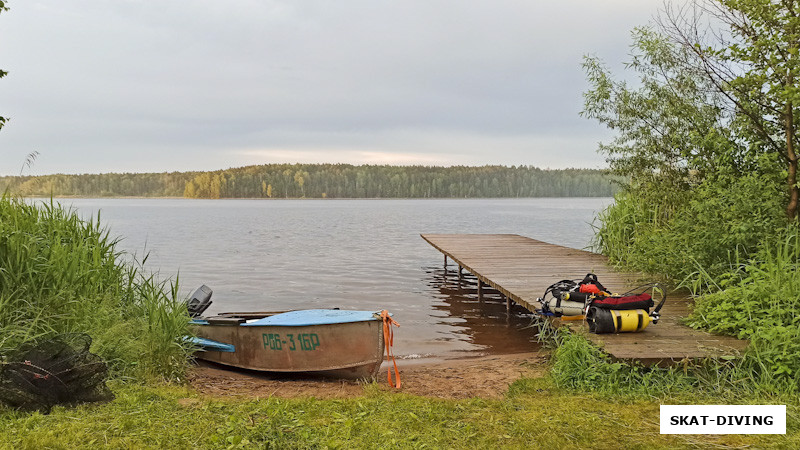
[55,198,612,360]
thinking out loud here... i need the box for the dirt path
[188,352,548,400]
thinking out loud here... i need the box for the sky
[0,0,665,176]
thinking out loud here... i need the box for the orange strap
[560,315,586,321]
[380,310,401,389]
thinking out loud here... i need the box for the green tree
[184,180,197,198]
[582,27,736,220]
[660,0,800,219]
[584,0,800,284]
[282,169,293,198]
[294,170,308,198]
[586,0,800,221]
[209,174,222,199]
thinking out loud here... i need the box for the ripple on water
[56,198,610,360]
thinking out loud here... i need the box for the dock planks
[421,234,747,365]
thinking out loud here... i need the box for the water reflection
[423,266,541,355]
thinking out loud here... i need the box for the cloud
[232,128,610,169]
[0,0,664,175]
[237,149,455,166]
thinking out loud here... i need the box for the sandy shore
[188,351,549,400]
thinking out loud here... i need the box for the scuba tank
[544,289,595,316]
[586,307,651,333]
[537,279,581,317]
[584,285,666,334]
[537,274,607,318]
[544,297,586,316]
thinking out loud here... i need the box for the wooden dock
[421,234,747,365]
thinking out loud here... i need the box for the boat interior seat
[205,316,246,326]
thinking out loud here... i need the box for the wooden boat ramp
[421,234,747,366]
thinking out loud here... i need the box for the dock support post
[477,280,484,301]
[506,295,512,314]
[458,265,463,281]
[444,255,447,268]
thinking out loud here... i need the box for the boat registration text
[262,333,320,351]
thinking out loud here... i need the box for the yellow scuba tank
[586,306,651,333]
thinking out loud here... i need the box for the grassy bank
[1,379,797,449]
[587,191,800,396]
[0,195,191,381]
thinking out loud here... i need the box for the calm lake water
[54,198,612,360]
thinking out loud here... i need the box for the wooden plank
[421,233,748,365]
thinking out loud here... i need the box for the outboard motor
[187,285,213,318]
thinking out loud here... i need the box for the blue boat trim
[189,336,236,352]
[242,309,382,327]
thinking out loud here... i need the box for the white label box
[661,405,785,434]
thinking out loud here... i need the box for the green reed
[0,195,192,381]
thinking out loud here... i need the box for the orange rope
[380,310,401,389]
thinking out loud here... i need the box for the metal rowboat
[191,309,386,379]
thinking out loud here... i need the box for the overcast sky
[0,0,665,175]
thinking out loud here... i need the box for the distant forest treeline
[1,164,620,198]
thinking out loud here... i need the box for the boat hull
[193,319,385,379]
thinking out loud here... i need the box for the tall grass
[587,177,800,395]
[0,195,192,381]
[550,330,700,396]
[593,174,786,290]
[550,326,800,402]
[591,190,677,279]
[687,229,800,391]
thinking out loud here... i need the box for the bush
[592,172,800,394]
[688,229,800,389]
[594,173,785,289]
[0,195,191,381]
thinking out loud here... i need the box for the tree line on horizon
[1,164,620,199]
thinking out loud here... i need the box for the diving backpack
[537,273,666,334]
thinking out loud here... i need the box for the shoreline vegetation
[16,195,612,201]
[0,195,193,383]
[1,163,620,199]
[552,0,800,416]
